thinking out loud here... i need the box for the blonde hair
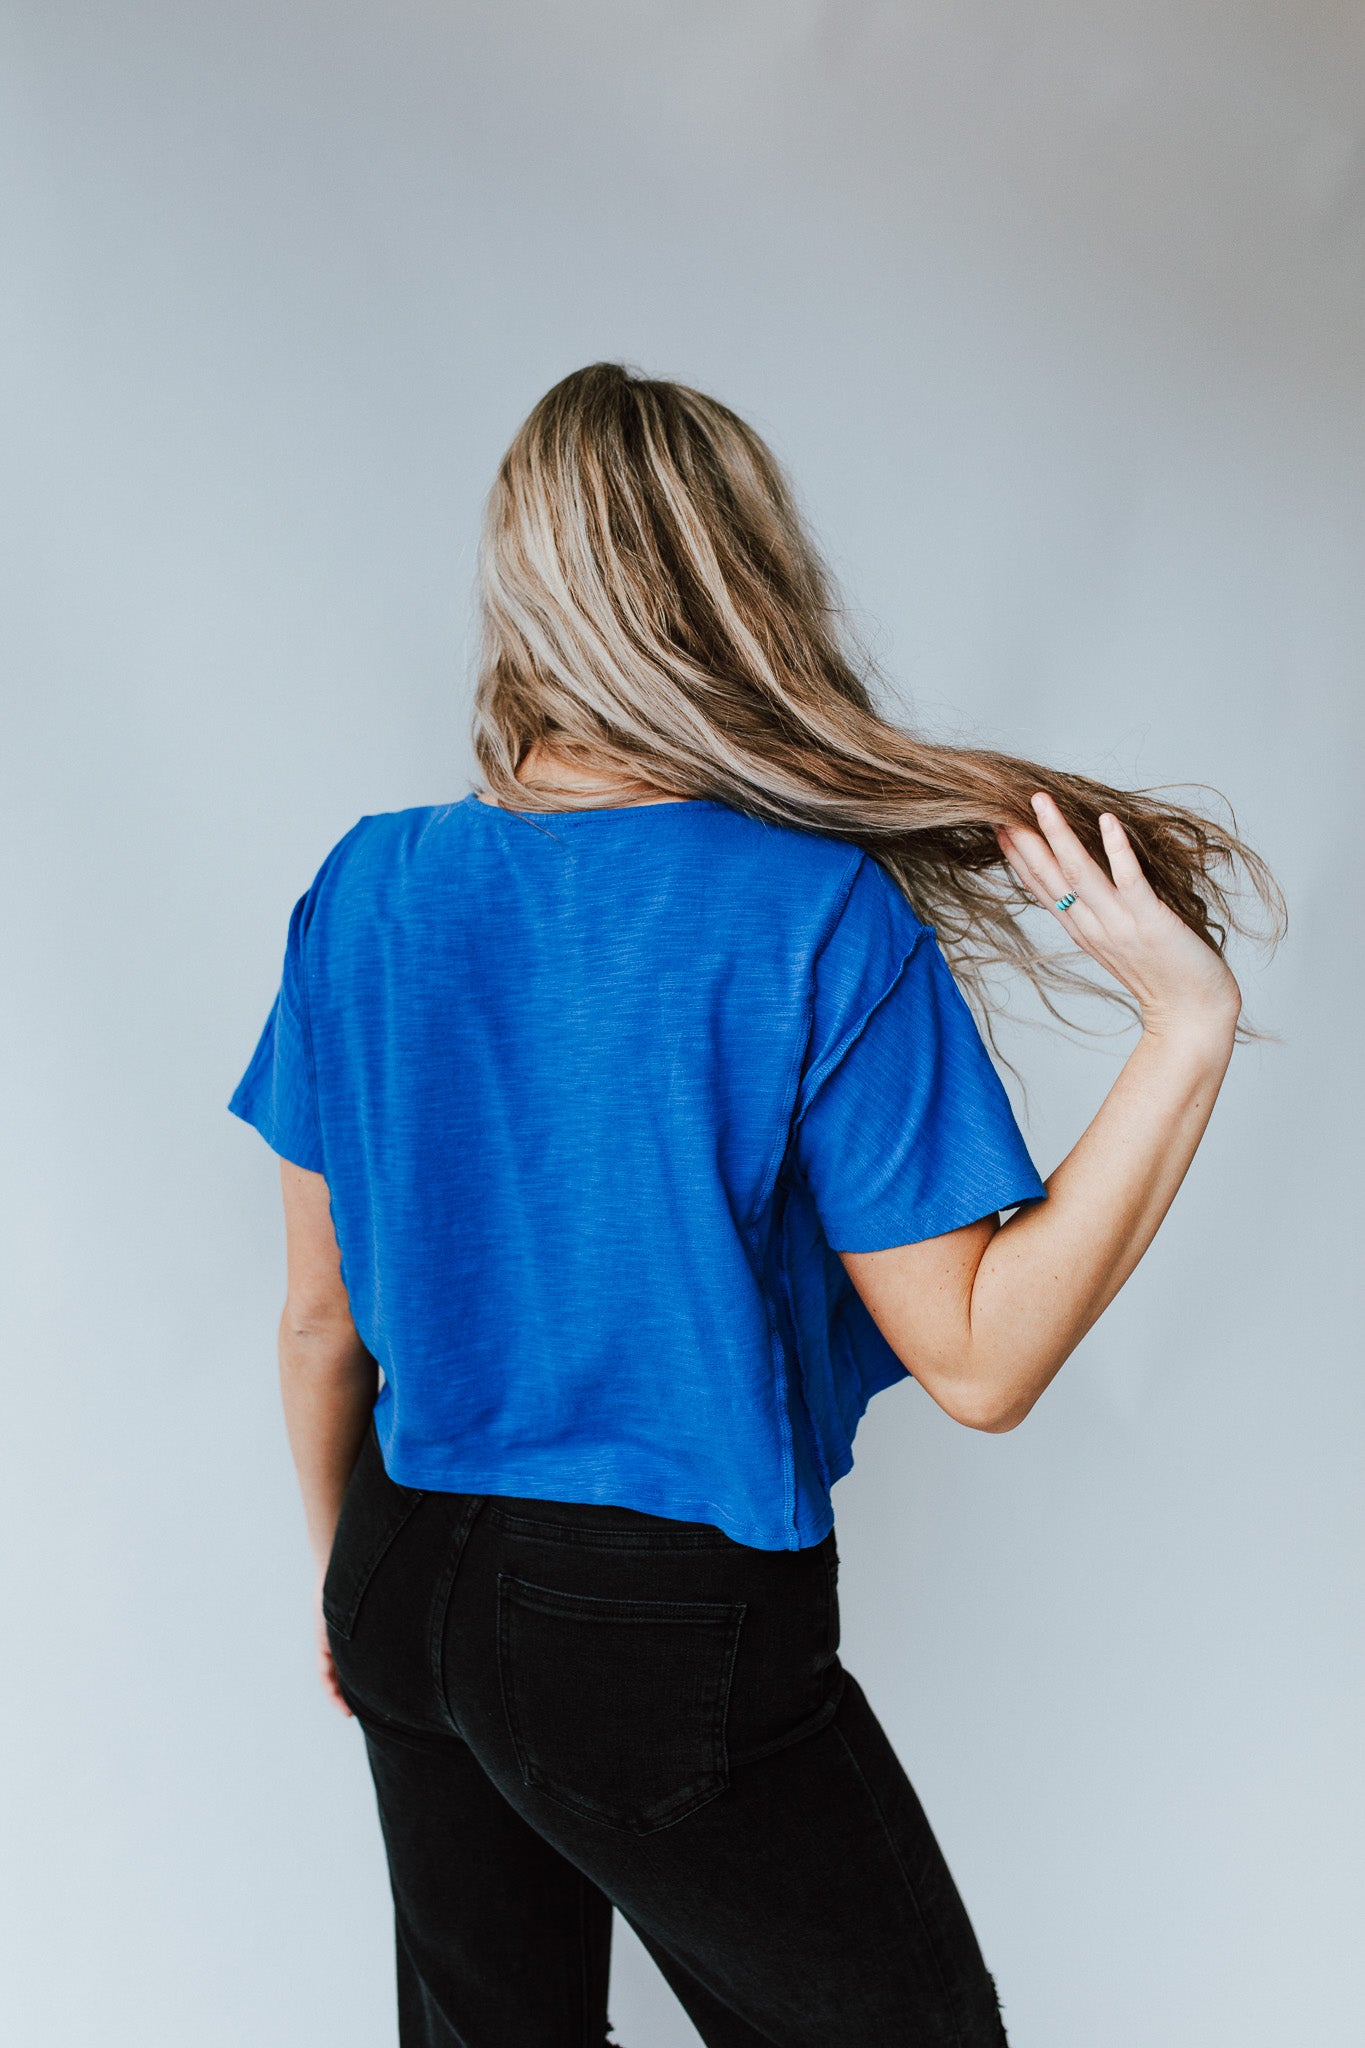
[473,362,1282,1036]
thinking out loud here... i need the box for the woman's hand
[845,792,1245,1432]
[995,792,1241,1039]
[314,1572,353,1719]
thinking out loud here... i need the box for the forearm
[278,1317,379,1577]
[963,1015,1237,1425]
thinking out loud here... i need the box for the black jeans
[323,1422,1009,2047]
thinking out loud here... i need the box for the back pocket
[497,1574,745,1833]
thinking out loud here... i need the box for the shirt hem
[375,1447,835,1553]
[226,1096,326,1175]
[823,1173,1048,1254]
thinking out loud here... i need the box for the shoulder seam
[743,842,867,1239]
[808,846,869,973]
[796,922,936,1119]
[292,816,372,1177]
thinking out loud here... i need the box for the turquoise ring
[1054,891,1077,912]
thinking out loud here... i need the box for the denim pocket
[496,1574,746,1833]
[322,1426,425,1642]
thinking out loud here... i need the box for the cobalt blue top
[228,795,1046,1549]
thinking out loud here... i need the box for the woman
[228,364,1278,2046]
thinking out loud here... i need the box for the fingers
[1097,811,1147,891]
[995,820,1085,926]
[316,1612,354,1717]
[321,1649,353,1717]
[1001,792,1145,914]
[995,824,1052,906]
[1027,792,1119,906]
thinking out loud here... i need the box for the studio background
[3,4,1361,2043]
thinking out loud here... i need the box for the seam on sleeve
[821,1174,1048,1255]
[795,923,935,1125]
[743,844,867,1236]
[293,816,370,1182]
[296,916,327,1178]
[807,847,871,978]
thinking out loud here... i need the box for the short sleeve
[227,891,326,1173]
[794,857,1046,1252]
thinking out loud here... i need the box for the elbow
[281,1307,351,1344]
[278,1295,361,1355]
[942,1384,1036,1435]
[972,1399,1032,1435]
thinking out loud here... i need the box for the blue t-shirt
[228,795,1046,1549]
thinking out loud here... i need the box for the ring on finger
[1055,891,1077,912]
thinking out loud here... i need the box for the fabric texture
[228,795,1045,1549]
[322,1420,1011,2047]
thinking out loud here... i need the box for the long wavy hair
[472,363,1283,1037]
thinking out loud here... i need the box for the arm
[278,1157,378,1715]
[840,793,1242,1433]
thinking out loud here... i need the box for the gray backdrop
[3,4,1360,2043]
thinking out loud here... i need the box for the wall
[2,4,1361,2041]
